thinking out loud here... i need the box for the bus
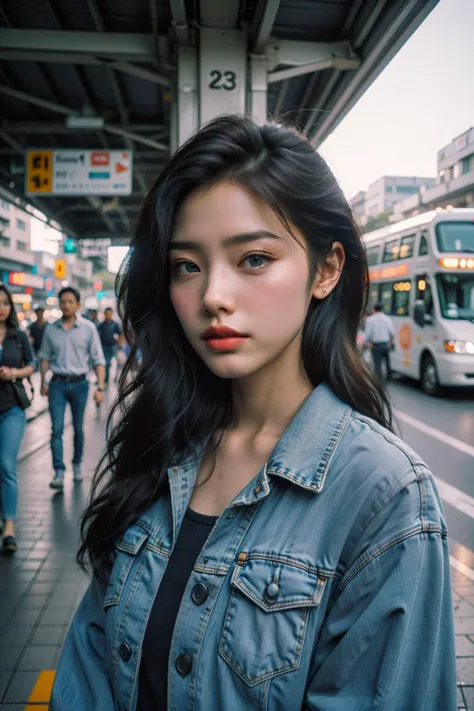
[363,208,474,396]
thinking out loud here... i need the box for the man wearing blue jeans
[39,287,106,490]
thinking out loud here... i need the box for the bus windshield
[436,273,474,320]
[436,221,474,253]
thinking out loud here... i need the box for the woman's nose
[201,268,236,315]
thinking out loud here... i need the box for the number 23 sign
[208,70,237,91]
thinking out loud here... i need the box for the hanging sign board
[26,149,133,196]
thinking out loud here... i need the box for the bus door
[412,273,435,375]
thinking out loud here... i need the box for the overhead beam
[0,85,168,152]
[0,29,167,62]
[309,0,439,146]
[251,0,281,54]
[1,122,166,134]
[169,0,189,44]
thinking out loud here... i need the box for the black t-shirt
[29,320,46,353]
[137,506,218,711]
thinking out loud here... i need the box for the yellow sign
[26,150,53,194]
[54,259,66,279]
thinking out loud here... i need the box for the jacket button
[191,583,209,606]
[264,582,280,604]
[119,643,132,662]
[175,652,192,677]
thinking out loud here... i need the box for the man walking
[97,307,122,386]
[39,287,106,490]
[364,302,395,382]
[28,305,47,361]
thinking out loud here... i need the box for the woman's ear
[312,242,345,300]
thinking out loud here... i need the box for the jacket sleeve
[50,576,116,711]
[305,531,457,711]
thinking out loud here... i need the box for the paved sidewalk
[0,388,472,708]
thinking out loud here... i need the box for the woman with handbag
[0,283,35,554]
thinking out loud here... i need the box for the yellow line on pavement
[26,669,56,706]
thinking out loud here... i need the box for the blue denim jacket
[51,384,457,711]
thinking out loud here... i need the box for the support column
[175,45,199,148]
[199,27,247,125]
[248,53,267,124]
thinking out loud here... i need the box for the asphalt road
[387,376,474,567]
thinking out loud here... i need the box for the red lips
[201,325,247,340]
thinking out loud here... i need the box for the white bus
[363,208,474,395]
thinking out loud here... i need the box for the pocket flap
[114,523,150,555]
[231,557,326,612]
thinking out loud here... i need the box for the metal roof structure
[0,0,439,241]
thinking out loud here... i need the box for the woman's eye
[241,252,273,270]
[172,260,200,276]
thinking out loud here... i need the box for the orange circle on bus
[399,324,412,350]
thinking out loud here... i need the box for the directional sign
[25,149,133,196]
[54,259,67,279]
[26,150,53,194]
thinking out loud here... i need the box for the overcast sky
[319,0,474,200]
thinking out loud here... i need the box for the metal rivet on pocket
[264,582,280,603]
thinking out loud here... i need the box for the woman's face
[0,290,11,324]
[169,180,320,380]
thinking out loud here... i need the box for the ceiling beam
[2,122,166,134]
[0,50,170,87]
[251,0,281,53]
[0,29,167,62]
[309,0,439,146]
[0,85,168,152]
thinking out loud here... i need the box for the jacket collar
[265,383,352,494]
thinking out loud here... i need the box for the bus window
[418,231,429,256]
[366,246,380,266]
[383,238,400,262]
[436,273,474,320]
[436,222,474,252]
[416,275,433,316]
[379,283,393,313]
[393,281,411,316]
[399,234,415,259]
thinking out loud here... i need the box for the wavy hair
[78,115,392,580]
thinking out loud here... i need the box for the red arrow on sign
[115,162,128,173]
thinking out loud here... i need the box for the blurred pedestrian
[53,116,456,711]
[39,287,106,490]
[28,304,47,362]
[97,307,122,386]
[88,308,100,328]
[364,301,395,381]
[0,284,35,554]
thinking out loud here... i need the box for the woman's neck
[229,346,313,442]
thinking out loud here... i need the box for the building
[364,175,435,219]
[349,190,367,224]
[393,127,474,219]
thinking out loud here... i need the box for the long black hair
[78,115,392,580]
[0,283,19,330]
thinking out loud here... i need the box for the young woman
[0,283,35,554]
[52,116,456,710]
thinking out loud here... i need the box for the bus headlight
[444,340,474,354]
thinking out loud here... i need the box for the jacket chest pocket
[219,556,327,687]
[103,523,150,611]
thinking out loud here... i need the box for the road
[387,376,474,572]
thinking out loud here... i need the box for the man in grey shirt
[39,287,106,490]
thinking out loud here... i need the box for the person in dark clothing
[28,305,47,358]
[97,308,122,385]
[0,284,35,554]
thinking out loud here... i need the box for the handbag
[11,331,35,410]
[12,379,33,410]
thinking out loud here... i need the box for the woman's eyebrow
[169,230,283,250]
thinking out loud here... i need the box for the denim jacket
[51,384,457,711]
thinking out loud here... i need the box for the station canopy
[0,0,438,241]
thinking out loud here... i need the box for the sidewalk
[0,390,473,708]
